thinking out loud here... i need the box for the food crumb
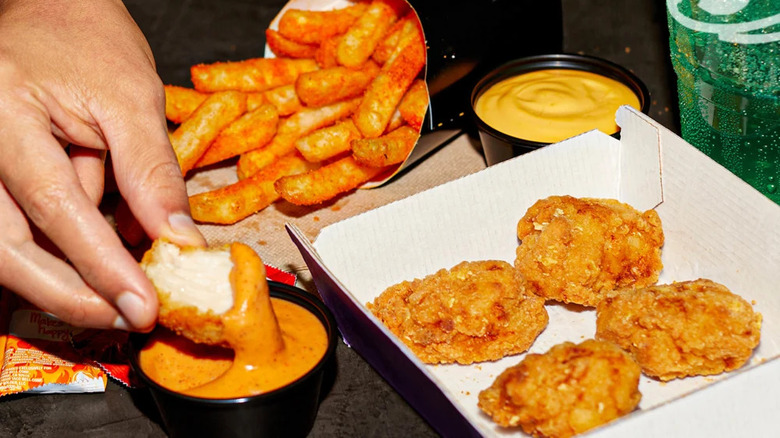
[313,216,320,222]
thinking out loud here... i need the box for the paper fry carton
[287,106,780,437]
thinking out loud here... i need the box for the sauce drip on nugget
[368,260,548,364]
[139,240,328,398]
[515,196,664,306]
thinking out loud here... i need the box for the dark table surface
[0,1,679,437]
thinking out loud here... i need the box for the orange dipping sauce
[138,243,328,399]
[139,298,327,398]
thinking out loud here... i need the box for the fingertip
[160,212,207,248]
[115,291,157,331]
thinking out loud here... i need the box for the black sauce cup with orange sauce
[470,54,651,166]
[128,281,338,438]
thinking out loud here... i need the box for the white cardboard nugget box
[287,106,780,437]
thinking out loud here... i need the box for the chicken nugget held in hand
[140,240,286,351]
[140,240,237,346]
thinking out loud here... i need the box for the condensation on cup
[667,0,780,203]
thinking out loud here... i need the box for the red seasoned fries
[164,0,428,224]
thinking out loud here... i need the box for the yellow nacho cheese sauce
[474,69,641,143]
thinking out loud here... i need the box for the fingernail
[166,212,206,247]
[116,292,148,328]
[112,315,132,331]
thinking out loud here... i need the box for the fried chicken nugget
[478,339,641,438]
[596,279,762,381]
[367,260,548,365]
[140,240,236,346]
[515,196,664,306]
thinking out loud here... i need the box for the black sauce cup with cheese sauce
[470,54,651,166]
[128,281,338,438]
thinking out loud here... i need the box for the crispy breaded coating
[596,279,762,381]
[515,196,664,306]
[367,260,548,364]
[478,339,641,438]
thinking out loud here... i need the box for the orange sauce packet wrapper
[0,291,108,396]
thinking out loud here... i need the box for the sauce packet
[0,291,107,396]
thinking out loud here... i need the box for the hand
[0,0,205,330]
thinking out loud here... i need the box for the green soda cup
[667,0,780,204]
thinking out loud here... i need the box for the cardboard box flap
[288,106,780,436]
[616,105,663,210]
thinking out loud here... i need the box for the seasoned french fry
[398,79,428,130]
[237,97,362,178]
[296,119,362,162]
[189,153,317,224]
[353,20,426,137]
[371,15,408,65]
[277,96,361,137]
[191,58,317,93]
[194,103,279,168]
[170,91,247,174]
[236,133,297,179]
[386,109,404,133]
[295,61,380,107]
[164,85,209,124]
[352,125,418,167]
[266,29,318,59]
[262,84,302,116]
[246,92,267,111]
[337,0,402,68]
[278,4,367,45]
[275,156,385,206]
[315,35,341,69]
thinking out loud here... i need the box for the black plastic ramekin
[128,281,338,438]
[470,53,650,166]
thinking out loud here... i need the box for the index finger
[0,118,159,330]
[95,76,206,249]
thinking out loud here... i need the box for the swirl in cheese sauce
[475,69,641,143]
